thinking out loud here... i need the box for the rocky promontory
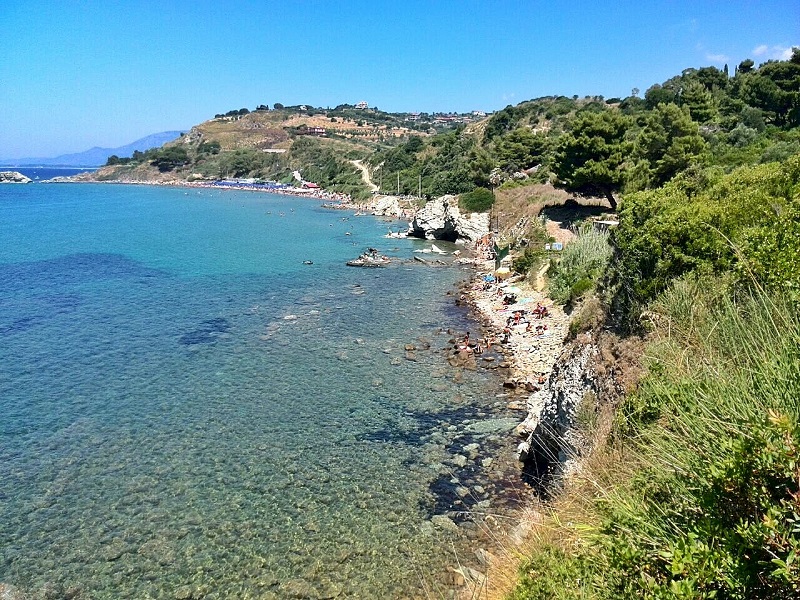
[0,171,32,184]
[409,195,489,242]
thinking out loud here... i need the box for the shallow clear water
[0,184,524,599]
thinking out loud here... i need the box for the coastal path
[351,160,379,193]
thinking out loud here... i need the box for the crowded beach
[456,248,569,399]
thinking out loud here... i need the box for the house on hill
[355,101,369,110]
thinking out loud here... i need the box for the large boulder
[370,195,403,217]
[0,171,32,184]
[408,195,489,242]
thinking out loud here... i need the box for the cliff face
[408,195,489,242]
[516,330,642,483]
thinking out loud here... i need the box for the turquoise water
[0,184,524,599]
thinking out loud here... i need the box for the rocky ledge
[0,171,32,184]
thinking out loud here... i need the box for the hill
[0,131,184,167]
[87,105,483,198]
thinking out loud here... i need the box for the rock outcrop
[516,342,599,468]
[0,171,32,184]
[370,195,403,217]
[515,331,635,481]
[408,195,489,242]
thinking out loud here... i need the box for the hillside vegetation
[98,52,799,213]
[99,104,482,199]
[496,53,800,600]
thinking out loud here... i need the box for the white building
[355,101,369,110]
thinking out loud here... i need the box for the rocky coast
[17,172,592,595]
[0,171,32,183]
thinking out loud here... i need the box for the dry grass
[459,429,628,600]
[493,184,613,240]
[493,184,570,231]
[191,110,420,151]
[453,497,549,600]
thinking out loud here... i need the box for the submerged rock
[0,584,27,600]
[464,418,519,435]
[449,454,469,468]
[430,514,460,534]
[279,579,319,599]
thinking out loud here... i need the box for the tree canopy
[552,110,631,209]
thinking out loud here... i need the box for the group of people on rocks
[456,331,488,355]
[454,299,554,362]
[500,309,549,343]
[471,270,555,349]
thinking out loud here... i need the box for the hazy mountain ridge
[0,131,184,167]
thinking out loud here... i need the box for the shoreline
[460,259,569,410]
[451,254,571,597]
[37,177,567,595]
[44,175,356,203]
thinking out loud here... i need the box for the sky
[1,0,797,158]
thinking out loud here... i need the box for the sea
[7,167,98,181]
[0,183,527,599]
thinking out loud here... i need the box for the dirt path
[351,160,378,192]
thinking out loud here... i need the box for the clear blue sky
[1,0,797,158]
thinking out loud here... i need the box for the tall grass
[548,227,612,305]
[508,282,800,599]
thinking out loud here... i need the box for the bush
[548,226,612,305]
[459,186,495,212]
[217,148,267,178]
[512,246,543,275]
[150,146,189,171]
[601,291,800,598]
[608,155,800,328]
[197,140,221,156]
[509,546,595,600]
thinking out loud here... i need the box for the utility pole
[397,173,400,195]
[418,173,422,199]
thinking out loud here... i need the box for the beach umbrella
[495,266,511,279]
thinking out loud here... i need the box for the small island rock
[0,171,32,184]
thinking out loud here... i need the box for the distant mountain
[0,131,184,167]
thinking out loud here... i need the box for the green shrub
[508,546,595,600]
[608,155,800,328]
[512,246,543,275]
[548,227,612,305]
[150,146,189,171]
[604,290,800,598]
[511,218,551,278]
[569,278,593,301]
[459,186,495,212]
